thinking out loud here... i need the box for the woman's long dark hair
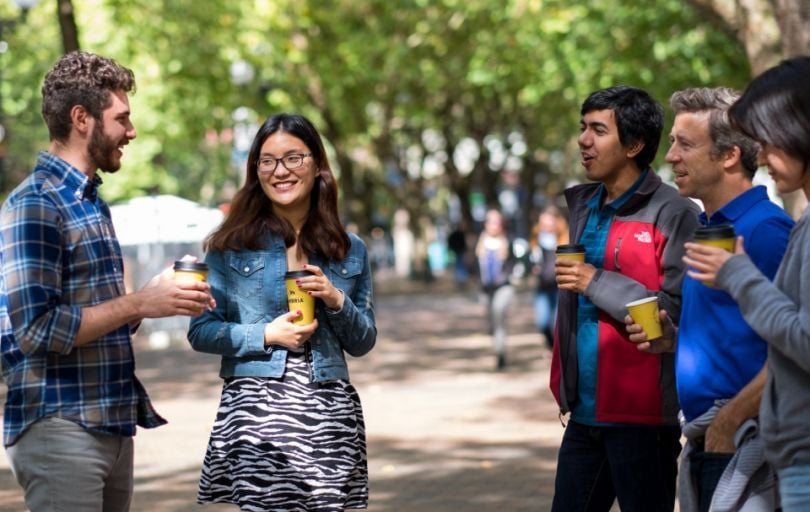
[205,113,350,260]
[729,56,810,174]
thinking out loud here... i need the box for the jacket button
[244,266,250,272]
[341,268,348,274]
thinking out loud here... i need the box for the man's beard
[88,120,121,173]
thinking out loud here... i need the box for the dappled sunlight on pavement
[0,283,563,511]
[352,289,558,511]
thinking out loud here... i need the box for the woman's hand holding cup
[264,311,319,351]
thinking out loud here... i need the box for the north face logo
[634,231,652,243]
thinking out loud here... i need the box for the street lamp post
[0,0,39,194]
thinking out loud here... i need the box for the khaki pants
[6,417,134,512]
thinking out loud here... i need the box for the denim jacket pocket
[328,257,363,297]
[228,255,266,321]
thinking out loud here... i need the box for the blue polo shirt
[571,170,647,425]
[677,185,793,421]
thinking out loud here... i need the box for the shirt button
[244,266,250,272]
[341,268,348,275]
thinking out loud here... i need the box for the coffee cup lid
[694,224,735,239]
[285,270,312,279]
[556,244,586,254]
[174,261,208,272]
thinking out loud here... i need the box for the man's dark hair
[581,85,664,169]
[41,51,135,142]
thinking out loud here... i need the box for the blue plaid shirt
[0,152,165,447]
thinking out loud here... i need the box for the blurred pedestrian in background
[683,56,810,512]
[368,226,393,274]
[447,221,470,288]
[529,205,569,349]
[1,51,213,512]
[475,208,516,370]
[187,113,377,510]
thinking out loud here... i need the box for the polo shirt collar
[700,185,769,226]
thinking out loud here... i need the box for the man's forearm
[723,364,767,424]
[75,293,143,346]
[706,364,767,452]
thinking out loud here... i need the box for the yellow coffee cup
[626,296,662,340]
[556,244,586,262]
[284,270,315,325]
[173,261,208,282]
[694,225,735,252]
[693,225,735,286]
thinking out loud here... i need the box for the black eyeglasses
[257,153,313,175]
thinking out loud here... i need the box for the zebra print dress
[197,351,368,511]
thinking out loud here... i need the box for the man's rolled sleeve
[2,199,82,356]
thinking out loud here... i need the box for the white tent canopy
[109,194,224,247]
[108,195,225,346]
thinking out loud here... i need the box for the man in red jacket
[550,85,700,511]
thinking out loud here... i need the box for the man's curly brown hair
[41,51,136,142]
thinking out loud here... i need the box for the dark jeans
[551,420,682,512]
[689,447,733,512]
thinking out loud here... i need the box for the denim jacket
[187,232,376,382]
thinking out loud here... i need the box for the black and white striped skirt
[197,352,368,511]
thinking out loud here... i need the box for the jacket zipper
[613,237,622,271]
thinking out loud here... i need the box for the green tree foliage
[2,0,749,235]
[1,0,60,194]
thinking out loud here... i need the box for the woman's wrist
[263,323,273,347]
[328,289,345,311]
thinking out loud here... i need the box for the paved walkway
[0,279,565,511]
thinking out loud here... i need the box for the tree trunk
[774,0,810,218]
[687,0,781,73]
[776,0,810,58]
[57,0,81,53]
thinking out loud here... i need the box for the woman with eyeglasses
[187,113,376,510]
[682,56,810,511]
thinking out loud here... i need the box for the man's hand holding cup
[624,305,677,354]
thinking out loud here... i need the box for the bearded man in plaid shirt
[0,51,214,512]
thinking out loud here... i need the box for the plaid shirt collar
[35,151,103,203]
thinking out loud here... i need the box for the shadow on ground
[1,282,559,512]
[127,439,557,512]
